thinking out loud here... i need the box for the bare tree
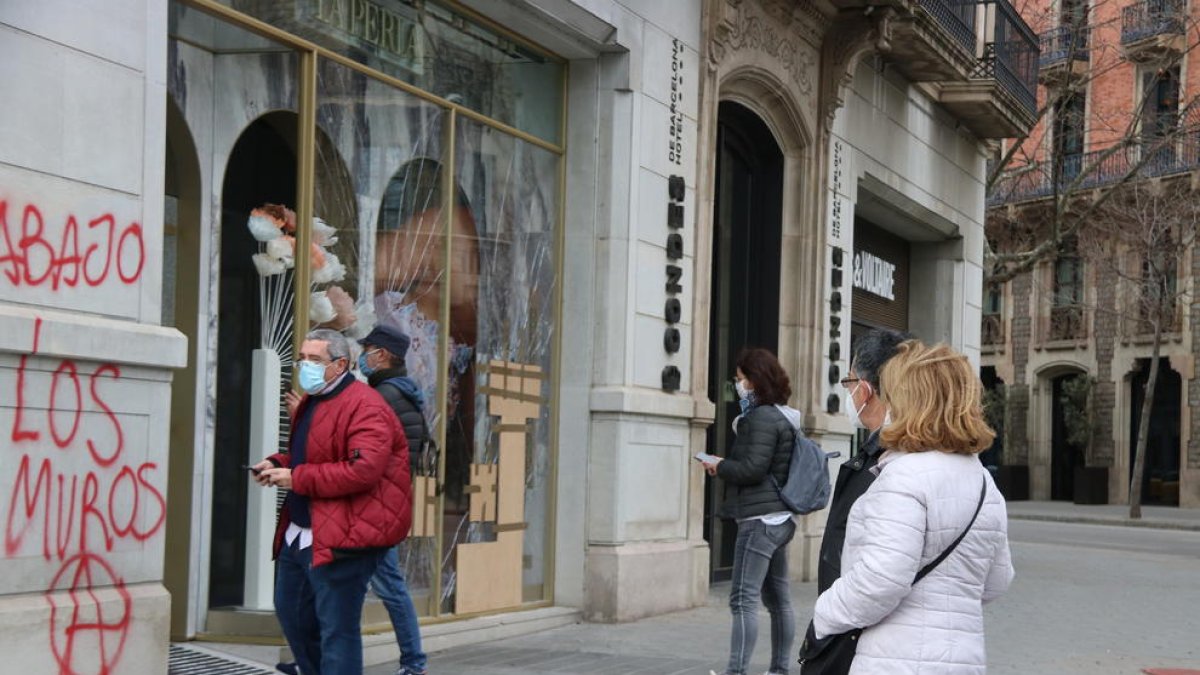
[1079,179,1199,517]
[987,0,1200,282]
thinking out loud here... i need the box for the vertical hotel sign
[662,39,686,391]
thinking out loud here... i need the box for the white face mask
[734,378,751,401]
[844,382,870,430]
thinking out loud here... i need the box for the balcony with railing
[879,0,979,83]
[938,0,1040,137]
[988,123,1200,206]
[1121,0,1186,60]
[1042,304,1089,343]
[1038,25,1089,83]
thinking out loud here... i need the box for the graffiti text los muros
[0,197,146,290]
[5,318,167,561]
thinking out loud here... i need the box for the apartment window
[1140,248,1179,328]
[983,283,1005,346]
[1053,93,1086,184]
[1141,66,1180,140]
[1061,0,1087,25]
[1054,254,1084,306]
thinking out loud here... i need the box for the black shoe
[275,663,300,675]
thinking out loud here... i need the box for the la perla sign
[853,250,896,300]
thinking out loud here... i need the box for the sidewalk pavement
[1005,500,1200,531]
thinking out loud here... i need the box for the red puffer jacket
[269,376,412,567]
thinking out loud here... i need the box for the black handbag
[797,476,987,674]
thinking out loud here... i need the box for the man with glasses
[252,328,411,675]
[819,328,910,593]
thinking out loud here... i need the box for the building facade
[0,0,1033,671]
[987,0,1200,509]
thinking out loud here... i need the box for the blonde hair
[878,340,995,455]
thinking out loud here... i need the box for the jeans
[725,518,796,675]
[371,546,427,671]
[275,539,384,675]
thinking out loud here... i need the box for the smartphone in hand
[240,464,263,476]
[694,452,721,464]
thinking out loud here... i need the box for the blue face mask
[298,360,329,394]
[737,390,757,414]
[357,352,375,376]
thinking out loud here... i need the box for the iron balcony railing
[988,131,1200,206]
[1046,304,1088,342]
[920,0,978,55]
[982,313,1006,346]
[1039,25,1090,68]
[970,0,1039,118]
[973,43,1038,117]
[1121,0,1186,44]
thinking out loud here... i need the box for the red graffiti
[3,318,165,674]
[12,317,43,443]
[46,553,132,675]
[9,319,124,464]
[4,455,165,559]
[0,198,144,290]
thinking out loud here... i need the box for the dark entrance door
[705,101,784,581]
[209,115,297,607]
[1130,358,1182,505]
[1050,373,1087,501]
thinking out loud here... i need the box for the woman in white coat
[811,341,1014,674]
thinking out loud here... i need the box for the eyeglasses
[839,377,860,389]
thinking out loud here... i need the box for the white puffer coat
[813,450,1014,674]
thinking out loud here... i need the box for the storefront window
[314,56,450,614]
[221,0,564,143]
[170,0,562,625]
[442,118,558,613]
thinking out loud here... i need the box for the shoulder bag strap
[913,474,988,584]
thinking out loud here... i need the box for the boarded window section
[851,219,910,331]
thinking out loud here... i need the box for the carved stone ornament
[711,0,818,96]
[819,8,896,126]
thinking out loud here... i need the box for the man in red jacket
[253,328,412,675]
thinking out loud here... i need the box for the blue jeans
[275,539,383,675]
[725,518,796,675]
[371,546,427,671]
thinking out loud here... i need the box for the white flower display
[309,290,335,324]
[266,237,295,267]
[252,252,286,277]
[312,217,339,247]
[312,251,346,284]
[248,214,283,242]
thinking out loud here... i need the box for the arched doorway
[163,97,203,638]
[1050,371,1089,501]
[704,100,784,581]
[210,113,298,608]
[1130,358,1181,506]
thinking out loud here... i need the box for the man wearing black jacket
[817,329,909,593]
[358,325,429,675]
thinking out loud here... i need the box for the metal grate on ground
[168,644,277,675]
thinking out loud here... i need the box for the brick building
[987,0,1200,508]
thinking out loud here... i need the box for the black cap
[358,324,411,361]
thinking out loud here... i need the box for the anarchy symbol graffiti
[45,553,132,675]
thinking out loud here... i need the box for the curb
[1008,512,1200,532]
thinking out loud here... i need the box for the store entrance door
[705,101,784,581]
